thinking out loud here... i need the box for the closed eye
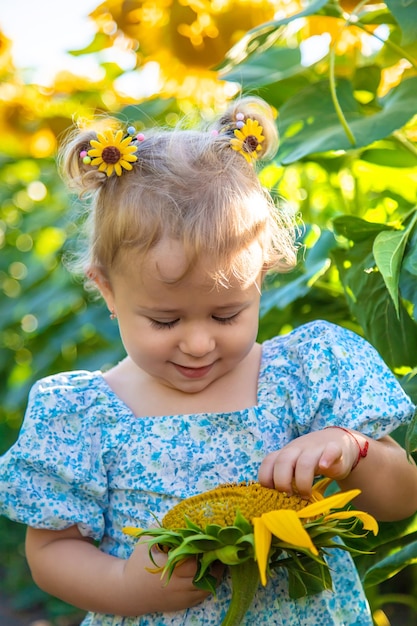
[212,313,239,325]
[149,319,179,329]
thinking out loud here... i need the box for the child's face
[98,239,262,394]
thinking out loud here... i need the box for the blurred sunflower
[88,0,286,105]
[124,479,378,626]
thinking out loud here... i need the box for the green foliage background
[1,0,417,623]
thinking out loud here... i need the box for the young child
[1,96,416,626]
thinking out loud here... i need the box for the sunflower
[88,129,138,177]
[124,479,377,626]
[230,118,265,164]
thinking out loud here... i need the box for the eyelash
[213,314,238,325]
[149,319,179,329]
[149,314,239,329]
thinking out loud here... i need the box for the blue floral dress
[0,320,414,625]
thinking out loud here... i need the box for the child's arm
[258,430,417,521]
[26,525,216,616]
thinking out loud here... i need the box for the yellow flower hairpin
[230,114,265,164]
[80,127,143,177]
[124,479,378,626]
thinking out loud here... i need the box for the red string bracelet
[324,426,369,470]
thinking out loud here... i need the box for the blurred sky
[0,0,100,83]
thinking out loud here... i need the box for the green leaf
[277,77,417,164]
[356,5,396,25]
[406,407,417,454]
[182,535,222,551]
[333,216,391,243]
[331,241,417,369]
[216,0,329,73]
[220,47,302,88]
[363,540,417,587]
[403,227,417,276]
[261,229,336,315]
[286,554,333,598]
[117,98,178,125]
[69,32,112,56]
[385,0,417,45]
[217,526,244,544]
[193,570,218,595]
[197,550,225,582]
[373,213,417,316]
[204,524,222,538]
[360,147,417,169]
[212,545,243,565]
[401,369,417,406]
[233,509,253,535]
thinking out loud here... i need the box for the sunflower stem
[221,560,260,626]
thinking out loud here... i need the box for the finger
[271,448,301,494]
[172,556,198,579]
[149,544,169,568]
[210,560,226,585]
[318,441,347,476]
[293,451,318,497]
[258,450,281,488]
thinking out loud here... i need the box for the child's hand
[123,538,223,614]
[258,428,362,497]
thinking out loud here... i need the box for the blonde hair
[59,97,297,287]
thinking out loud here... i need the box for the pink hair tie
[324,426,369,470]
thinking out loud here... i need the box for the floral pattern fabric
[0,320,414,625]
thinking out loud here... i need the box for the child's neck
[104,343,262,418]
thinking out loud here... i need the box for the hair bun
[218,96,279,163]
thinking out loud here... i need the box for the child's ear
[86,267,115,314]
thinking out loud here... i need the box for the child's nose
[179,325,215,357]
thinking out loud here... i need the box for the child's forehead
[146,238,191,282]
[116,239,261,294]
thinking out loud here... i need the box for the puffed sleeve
[270,320,415,438]
[0,372,109,541]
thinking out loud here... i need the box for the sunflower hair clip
[229,112,265,164]
[80,126,145,177]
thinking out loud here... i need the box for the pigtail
[214,96,279,164]
[58,128,108,196]
[59,116,142,197]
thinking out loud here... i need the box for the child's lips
[172,362,215,379]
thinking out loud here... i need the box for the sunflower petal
[96,132,109,145]
[246,119,257,133]
[261,510,318,555]
[114,129,123,144]
[122,153,138,163]
[123,526,144,536]
[311,478,333,500]
[121,136,136,147]
[297,490,361,518]
[89,140,104,151]
[324,511,379,535]
[230,139,241,150]
[253,517,272,586]
[242,151,253,163]
[233,129,245,142]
